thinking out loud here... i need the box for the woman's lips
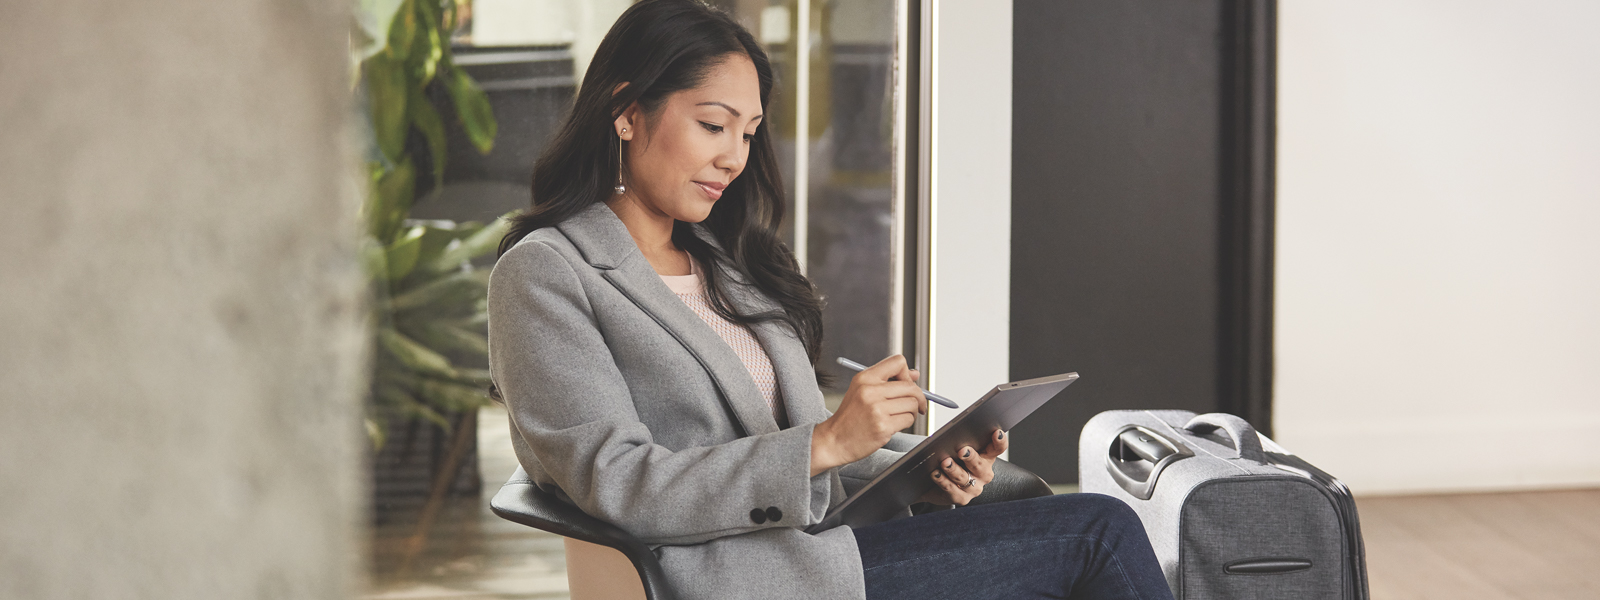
[694,181,724,200]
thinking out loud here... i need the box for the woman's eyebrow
[696,101,763,121]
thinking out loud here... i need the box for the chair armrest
[967,458,1054,506]
[912,458,1053,514]
[489,468,676,600]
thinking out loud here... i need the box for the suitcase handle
[1184,413,1266,463]
[1106,426,1193,500]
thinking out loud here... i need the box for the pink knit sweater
[659,258,785,425]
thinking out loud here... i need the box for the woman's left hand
[920,428,1009,506]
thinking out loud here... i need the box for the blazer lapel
[558,202,781,437]
[749,319,829,428]
[683,225,831,429]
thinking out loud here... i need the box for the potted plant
[353,0,507,557]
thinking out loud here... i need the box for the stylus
[835,357,960,409]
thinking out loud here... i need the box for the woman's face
[613,54,764,224]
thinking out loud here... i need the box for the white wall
[1275,1,1600,495]
[926,0,1012,431]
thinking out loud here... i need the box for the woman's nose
[714,138,745,174]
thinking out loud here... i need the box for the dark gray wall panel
[1010,0,1226,483]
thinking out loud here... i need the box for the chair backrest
[564,538,646,600]
[489,467,676,600]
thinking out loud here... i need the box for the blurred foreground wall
[0,1,367,598]
[1276,0,1600,494]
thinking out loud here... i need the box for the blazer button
[750,508,768,524]
[766,507,783,522]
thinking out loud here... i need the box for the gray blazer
[487,201,916,599]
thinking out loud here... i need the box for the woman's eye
[700,122,724,134]
[743,133,754,143]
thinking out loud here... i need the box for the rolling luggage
[1079,410,1369,600]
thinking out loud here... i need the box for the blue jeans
[852,493,1175,600]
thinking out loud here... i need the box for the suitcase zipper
[1262,450,1371,600]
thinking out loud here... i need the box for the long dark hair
[498,0,828,382]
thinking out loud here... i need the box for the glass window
[723,0,905,408]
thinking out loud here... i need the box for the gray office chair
[490,459,1054,600]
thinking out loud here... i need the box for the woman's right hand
[810,355,926,476]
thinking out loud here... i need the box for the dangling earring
[614,128,628,195]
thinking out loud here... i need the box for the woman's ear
[612,82,636,141]
[614,110,636,141]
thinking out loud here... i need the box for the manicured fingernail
[933,471,942,479]
[962,448,972,458]
[942,458,953,468]
[997,431,1005,440]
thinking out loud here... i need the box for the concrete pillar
[0,1,367,598]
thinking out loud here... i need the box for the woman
[487,1,1174,598]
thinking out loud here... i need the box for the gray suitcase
[1079,410,1369,600]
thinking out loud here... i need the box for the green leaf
[401,318,487,357]
[378,327,459,379]
[421,14,443,84]
[445,68,497,155]
[450,220,487,238]
[409,0,444,81]
[370,158,416,242]
[387,271,484,314]
[381,385,452,430]
[417,378,491,411]
[408,87,447,188]
[365,55,410,164]
[412,223,467,265]
[450,312,489,329]
[374,366,421,392]
[373,383,408,409]
[386,0,418,60]
[422,213,513,272]
[385,226,425,281]
[451,368,494,387]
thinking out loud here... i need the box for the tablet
[805,372,1079,534]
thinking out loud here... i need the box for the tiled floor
[363,410,1600,600]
